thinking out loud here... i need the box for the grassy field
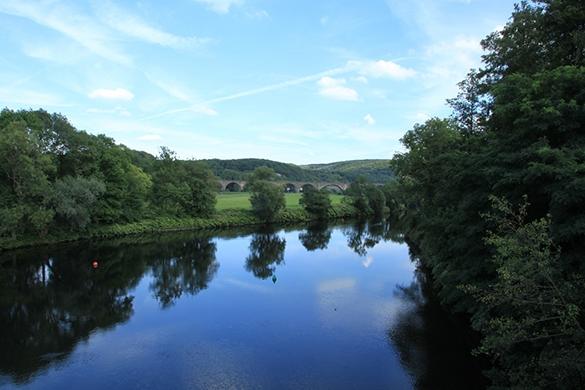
[216,192,345,210]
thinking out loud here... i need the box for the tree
[247,167,285,222]
[0,117,55,237]
[183,161,217,218]
[447,69,487,134]
[345,176,372,216]
[249,166,277,182]
[151,148,217,218]
[365,185,386,219]
[151,147,189,216]
[52,176,106,230]
[249,181,285,222]
[346,176,387,218]
[300,187,331,220]
[467,197,585,388]
[387,0,585,386]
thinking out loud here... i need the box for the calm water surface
[0,221,484,389]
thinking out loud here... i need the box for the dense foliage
[388,0,585,387]
[0,109,217,241]
[299,187,332,220]
[345,176,387,218]
[204,157,392,183]
[248,167,286,222]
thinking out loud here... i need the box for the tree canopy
[388,0,585,387]
[0,109,218,240]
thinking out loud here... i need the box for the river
[0,221,485,389]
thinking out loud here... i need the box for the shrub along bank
[0,203,358,251]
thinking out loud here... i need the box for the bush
[346,176,386,217]
[249,181,285,222]
[300,187,331,220]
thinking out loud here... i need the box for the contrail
[142,64,353,120]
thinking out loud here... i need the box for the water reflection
[0,235,220,383]
[0,221,485,388]
[343,220,386,256]
[0,245,143,384]
[298,222,332,251]
[244,228,286,280]
[388,270,488,389]
[149,238,218,308]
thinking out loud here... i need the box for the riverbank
[0,203,359,251]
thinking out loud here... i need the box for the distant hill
[123,150,392,183]
[301,159,393,183]
[203,158,392,183]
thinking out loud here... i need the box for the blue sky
[0,0,515,164]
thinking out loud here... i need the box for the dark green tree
[345,176,372,216]
[386,0,585,386]
[467,197,585,388]
[300,187,331,220]
[52,176,106,230]
[0,117,55,237]
[365,185,386,219]
[248,167,285,222]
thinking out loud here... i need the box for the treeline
[387,0,585,387]
[302,159,394,183]
[0,109,217,240]
[204,158,320,181]
[204,157,393,183]
[0,112,374,245]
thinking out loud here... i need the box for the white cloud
[418,35,482,109]
[245,9,270,20]
[193,0,243,14]
[320,16,329,25]
[351,60,416,79]
[96,2,210,50]
[363,113,375,125]
[354,75,368,84]
[317,77,359,101]
[138,134,162,141]
[0,1,131,65]
[89,88,134,101]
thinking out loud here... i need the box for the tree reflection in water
[149,238,218,308]
[298,222,332,251]
[0,234,219,383]
[245,228,286,280]
[388,269,488,389]
[0,244,144,384]
[343,220,388,256]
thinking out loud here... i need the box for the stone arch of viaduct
[218,180,349,193]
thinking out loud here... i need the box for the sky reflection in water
[0,221,482,389]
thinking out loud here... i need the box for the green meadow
[216,192,345,211]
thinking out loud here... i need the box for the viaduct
[218,180,349,193]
